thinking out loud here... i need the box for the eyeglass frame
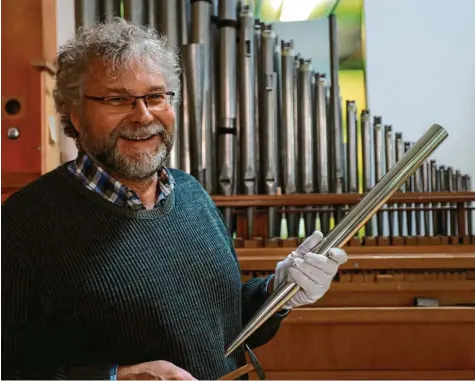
[84,91,175,113]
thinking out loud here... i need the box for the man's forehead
[86,58,166,93]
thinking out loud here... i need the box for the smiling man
[2,18,347,380]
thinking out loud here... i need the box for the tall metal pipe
[191,0,215,194]
[373,117,384,236]
[75,0,100,29]
[361,110,373,236]
[346,101,358,193]
[315,74,330,235]
[465,175,473,236]
[328,14,344,223]
[181,43,206,186]
[260,25,279,238]
[405,142,415,236]
[395,132,405,236]
[447,166,457,235]
[298,59,315,236]
[100,0,121,21]
[179,0,191,173]
[281,41,299,236]
[439,165,448,235]
[430,160,439,235]
[384,125,395,237]
[238,5,256,239]
[422,160,432,235]
[217,0,238,230]
[225,123,448,357]
[156,0,180,168]
[123,0,147,25]
[253,21,262,195]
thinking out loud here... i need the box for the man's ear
[70,111,81,133]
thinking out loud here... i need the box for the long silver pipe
[260,25,279,238]
[361,110,373,236]
[430,160,439,235]
[191,0,215,194]
[384,125,395,237]
[439,165,448,235]
[346,101,358,193]
[395,132,405,236]
[328,14,344,224]
[181,43,206,185]
[423,160,432,235]
[373,117,384,236]
[157,0,180,168]
[315,74,330,235]
[217,0,238,230]
[238,5,256,239]
[405,142,415,235]
[225,123,448,357]
[253,21,262,195]
[123,0,146,25]
[100,0,121,21]
[179,0,191,173]
[298,59,315,236]
[281,41,298,236]
[75,0,100,28]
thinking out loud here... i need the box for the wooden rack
[212,192,475,380]
[213,192,475,246]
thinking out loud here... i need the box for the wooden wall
[1,0,61,201]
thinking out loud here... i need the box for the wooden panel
[250,307,475,380]
[237,249,475,271]
[251,370,475,380]
[1,0,57,189]
[212,192,475,207]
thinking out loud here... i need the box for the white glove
[274,231,347,309]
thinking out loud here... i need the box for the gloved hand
[274,231,347,309]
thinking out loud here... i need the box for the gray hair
[53,17,181,139]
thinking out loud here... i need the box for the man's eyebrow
[105,87,131,94]
[148,85,167,93]
[104,85,167,94]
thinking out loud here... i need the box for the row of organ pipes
[75,0,473,240]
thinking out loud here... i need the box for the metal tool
[225,123,449,357]
[219,345,265,380]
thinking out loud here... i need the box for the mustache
[112,123,167,141]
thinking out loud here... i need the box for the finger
[295,231,324,256]
[288,266,328,299]
[328,248,348,265]
[170,373,196,380]
[293,258,334,285]
[302,253,339,276]
[180,372,197,380]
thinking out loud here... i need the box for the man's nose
[129,99,153,125]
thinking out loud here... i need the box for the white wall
[364,0,475,183]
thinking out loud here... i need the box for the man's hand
[273,231,347,309]
[117,360,197,380]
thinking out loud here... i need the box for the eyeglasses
[84,92,175,114]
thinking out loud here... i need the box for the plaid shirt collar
[67,151,175,210]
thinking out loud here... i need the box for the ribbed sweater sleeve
[1,237,112,380]
[211,202,288,349]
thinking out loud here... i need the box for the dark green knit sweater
[1,164,285,380]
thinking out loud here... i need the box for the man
[2,18,347,380]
